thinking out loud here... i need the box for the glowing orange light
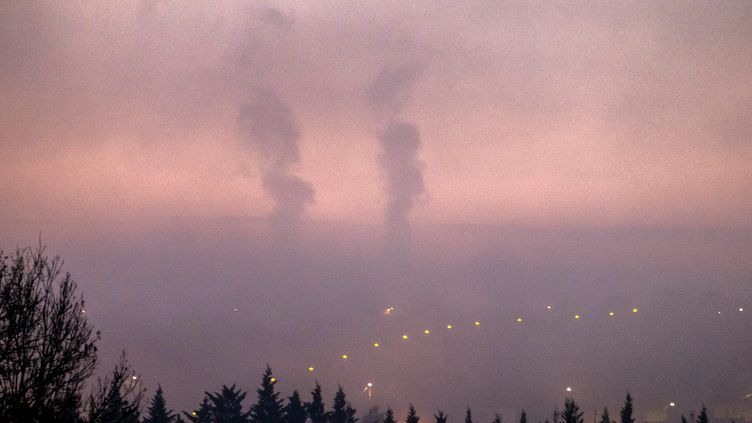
[373,342,380,348]
[609,311,615,317]
[516,317,523,323]
[270,377,276,383]
[402,334,409,340]
[574,314,581,319]
[424,329,430,334]
[341,354,348,359]
[308,367,315,372]
[446,324,453,329]
[632,308,639,313]
[474,321,480,326]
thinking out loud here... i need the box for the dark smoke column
[369,65,426,266]
[238,89,314,244]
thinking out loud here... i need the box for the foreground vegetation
[0,248,719,423]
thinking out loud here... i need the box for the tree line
[0,247,719,423]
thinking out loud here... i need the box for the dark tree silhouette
[0,247,99,422]
[520,410,527,423]
[250,366,284,423]
[362,406,385,423]
[384,407,397,423]
[143,385,177,423]
[284,390,307,423]
[560,398,583,423]
[406,404,420,423]
[329,385,351,423]
[305,383,327,423]
[186,385,249,423]
[434,410,449,423]
[696,406,709,423]
[466,407,473,423]
[346,403,359,423]
[493,413,502,423]
[620,393,634,423]
[86,352,143,423]
[600,408,612,423]
[681,416,689,423]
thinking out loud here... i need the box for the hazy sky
[2,1,752,421]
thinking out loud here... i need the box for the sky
[1,1,752,421]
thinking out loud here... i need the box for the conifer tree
[600,408,611,423]
[143,385,177,423]
[362,407,385,423]
[406,404,420,423]
[696,406,709,423]
[346,403,359,423]
[620,393,634,423]
[384,407,397,423]
[466,407,473,423]
[329,386,350,423]
[306,383,327,423]
[183,397,212,423]
[493,414,502,423]
[205,385,249,423]
[681,415,689,423]
[284,391,307,423]
[560,398,583,423]
[250,366,284,423]
[520,410,527,423]
[434,411,448,423]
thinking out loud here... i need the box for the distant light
[373,342,380,348]
[131,376,137,380]
[402,334,409,340]
[740,308,744,312]
[546,305,552,310]
[632,308,638,313]
[566,387,572,392]
[717,311,722,315]
[609,311,615,317]
[192,411,198,417]
[270,377,277,383]
[384,307,395,316]
[574,314,581,319]
[424,329,430,334]
[474,321,481,326]
[516,317,523,323]
[81,309,86,314]
[367,382,373,387]
[233,308,238,312]
[446,324,453,329]
[669,402,676,407]
[341,354,348,359]
[308,367,315,372]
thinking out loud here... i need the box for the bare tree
[0,246,99,422]
[86,351,144,423]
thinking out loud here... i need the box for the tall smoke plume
[238,88,314,241]
[369,65,426,263]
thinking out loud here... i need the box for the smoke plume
[238,88,314,240]
[369,65,426,262]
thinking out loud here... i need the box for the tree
[187,385,249,423]
[384,407,397,423]
[362,406,385,423]
[306,382,327,423]
[560,398,583,423]
[620,393,634,423]
[86,352,144,423]
[249,366,283,423]
[696,406,709,423]
[600,408,612,423]
[681,416,689,423]
[493,414,502,423]
[346,403,359,423]
[143,385,177,423]
[329,385,350,423]
[466,407,473,423]
[434,411,449,423]
[284,390,307,423]
[520,410,527,423]
[406,404,420,423]
[0,247,99,422]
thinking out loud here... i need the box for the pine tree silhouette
[183,397,213,423]
[696,406,709,423]
[346,403,358,423]
[466,407,473,423]
[681,415,689,423]
[406,404,420,423]
[493,413,502,423]
[520,410,527,423]
[329,386,350,423]
[384,407,397,423]
[284,391,307,423]
[560,398,583,423]
[305,383,327,423]
[143,385,177,423]
[362,406,385,423]
[434,411,448,423]
[620,393,634,423]
[600,408,612,423]
[249,366,284,423]
[208,385,250,423]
